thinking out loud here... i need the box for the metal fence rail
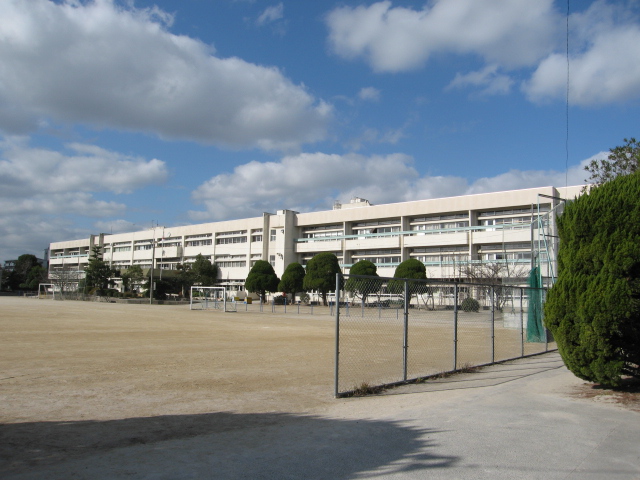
[335,274,552,397]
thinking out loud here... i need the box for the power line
[565,0,570,189]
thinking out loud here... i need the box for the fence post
[491,286,495,364]
[453,283,458,371]
[520,288,524,357]
[334,273,341,397]
[403,279,409,382]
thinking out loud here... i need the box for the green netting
[527,267,545,342]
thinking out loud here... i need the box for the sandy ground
[1,296,637,479]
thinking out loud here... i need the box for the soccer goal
[190,286,236,312]
[38,283,55,299]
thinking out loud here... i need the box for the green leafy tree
[84,245,116,295]
[345,260,381,305]
[190,254,218,286]
[303,252,341,306]
[584,137,639,185]
[388,258,427,302]
[278,262,306,302]
[121,265,144,293]
[142,277,180,300]
[5,254,41,291]
[245,260,280,303]
[545,171,640,386]
[21,265,48,290]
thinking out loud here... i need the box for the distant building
[48,185,583,294]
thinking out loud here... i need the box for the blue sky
[1,0,639,262]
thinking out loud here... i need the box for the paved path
[5,352,640,479]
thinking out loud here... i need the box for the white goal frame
[190,286,232,312]
[38,283,55,299]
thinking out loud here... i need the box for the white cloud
[0,136,168,198]
[256,3,284,26]
[326,0,560,73]
[0,214,86,262]
[358,87,381,101]
[523,14,640,105]
[447,65,514,97]
[189,152,591,221]
[0,0,330,150]
[327,0,640,106]
[0,136,168,261]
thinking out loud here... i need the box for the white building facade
[48,185,583,293]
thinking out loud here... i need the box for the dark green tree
[388,258,427,302]
[5,254,41,291]
[303,252,341,306]
[545,171,640,386]
[121,265,144,293]
[190,254,218,286]
[245,260,280,303]
[278,262,306,302]
[84,245,116,295]
[584,137,639,185]
[21,265,48,290]
[345,260,381,305]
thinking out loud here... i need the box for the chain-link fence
[335,274,553,397]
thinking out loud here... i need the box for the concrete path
[5,352,640,479]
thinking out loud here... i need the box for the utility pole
[150,224,156,305]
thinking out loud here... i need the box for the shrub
[461,297,480,312]
[545,172,640,386]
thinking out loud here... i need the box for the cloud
[0,136,168,198]
[358,87,381,101]
[0,136,168,261]
[0,0,330,150]
[256,3,284,26]
[326,0,560,73]
[326,0,640,106]
[189,152,591,221]
[447,65,514,97]
[523,2,640,105]
[0,214,86,262]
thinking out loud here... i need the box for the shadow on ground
[1,411,458,479]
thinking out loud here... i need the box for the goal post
[190,286,230,311]
[38,283,55,299]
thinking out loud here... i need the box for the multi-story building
[47,185,583,294]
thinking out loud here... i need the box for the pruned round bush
[461,297,480,312]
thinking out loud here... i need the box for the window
[216,236,247,245]
[186,239,212,247]
[251,235,263,242]
[270,230,276,241]
[270,255,276,267]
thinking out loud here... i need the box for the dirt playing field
[0,296,552,476]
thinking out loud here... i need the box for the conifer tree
[545,172,640,386]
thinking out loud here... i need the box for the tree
[5,254,41,291]
[545,171,640,386]
[190,254,218,286]
[49,264,82,297]
[345,260,381,305]
[303,252,341,306]
[121,265,144,293]
[21,265,47,290]
[457,260,529,312]
[245,260,280,303]
[584,137,639,185]
[278,262,306,302]
[388,258,427,302]
[84,245,116,295]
